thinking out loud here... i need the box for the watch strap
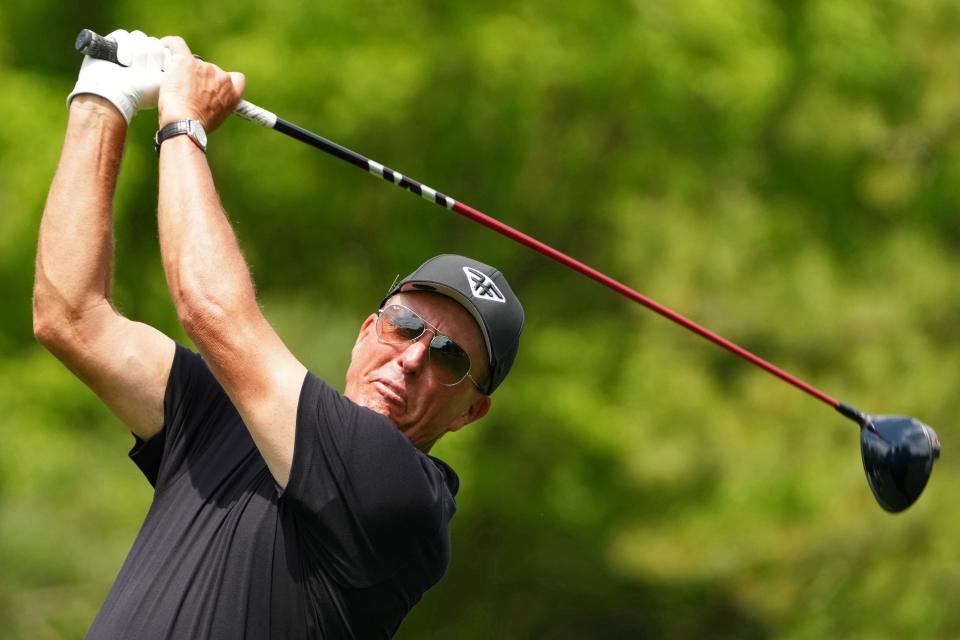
[154,119,207,154]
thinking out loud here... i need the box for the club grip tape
[75,29,121,65]
[234,100,277,128]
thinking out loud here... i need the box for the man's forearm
[157,136,260,351]
[34,98,126,333]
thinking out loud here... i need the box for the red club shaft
[451,200,840,408]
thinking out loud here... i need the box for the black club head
[860,415,940,513]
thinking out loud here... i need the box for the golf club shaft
[76,28,844,412]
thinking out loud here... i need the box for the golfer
[33,30,523,638]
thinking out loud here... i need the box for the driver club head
[859,415,940,513]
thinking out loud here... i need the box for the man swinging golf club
[33,29,523,638]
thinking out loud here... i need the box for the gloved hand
[67,29,169,123]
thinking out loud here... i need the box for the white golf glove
[67,29,169,123]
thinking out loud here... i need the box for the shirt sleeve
[281,372,457,588]
[128,431,165,487]
[127,343,236,491]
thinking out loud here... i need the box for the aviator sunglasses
[376,304,485,392]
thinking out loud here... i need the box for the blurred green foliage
[2,0,959,637]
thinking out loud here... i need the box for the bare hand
[158,36,245,133]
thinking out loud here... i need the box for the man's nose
[399,334,431,373]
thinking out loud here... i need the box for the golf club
[75,29,941,512]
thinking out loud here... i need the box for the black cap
[380,254,524,394]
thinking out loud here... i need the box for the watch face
[191,121,208,148]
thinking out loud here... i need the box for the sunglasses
[376,304,485,392]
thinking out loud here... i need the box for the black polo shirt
[87,344,458,639]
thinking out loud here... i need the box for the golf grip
[75,29,280,128]
[74,29,848,413]
[75,29,120,65]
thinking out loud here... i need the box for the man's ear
[352,314,377,356]
[447,394,492,432]
[355,314,377,345]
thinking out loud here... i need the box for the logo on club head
[463,267,506,303]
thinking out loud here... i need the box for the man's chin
[354,392,403,427]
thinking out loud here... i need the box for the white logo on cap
[463,267,506,303]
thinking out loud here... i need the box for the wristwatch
[154,119,208,154]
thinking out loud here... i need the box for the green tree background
[2,1,959,637]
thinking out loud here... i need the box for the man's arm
[33,96,175,439]
[156,37,307,488]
